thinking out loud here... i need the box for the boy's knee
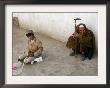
[24,57,35,64]
[24,58,30,64]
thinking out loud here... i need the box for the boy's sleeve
[38,40,43,49]
[35,40,43,56]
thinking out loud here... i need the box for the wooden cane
[74,18,81,56]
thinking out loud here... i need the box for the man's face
[79,27,85,34]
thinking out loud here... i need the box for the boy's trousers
[18,50,42,64]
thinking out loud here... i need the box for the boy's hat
[26,30,34,35]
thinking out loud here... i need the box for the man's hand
[72,32,78,39]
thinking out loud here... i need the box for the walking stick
[74,18,81,31]
[74,18,81,56]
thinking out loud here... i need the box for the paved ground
[12,20,98,76]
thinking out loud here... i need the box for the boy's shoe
[18,58,24,63]
[18,55,25,62]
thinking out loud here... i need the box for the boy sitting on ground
[18,30,43,64]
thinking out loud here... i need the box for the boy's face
[27,35,34,40]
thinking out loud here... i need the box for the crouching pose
[18,30,43,64]
[66,23,95,61]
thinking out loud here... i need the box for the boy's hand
[28,51,34,57]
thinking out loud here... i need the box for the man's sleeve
[82,31,93,47]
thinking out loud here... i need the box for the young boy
[18,30,43,64]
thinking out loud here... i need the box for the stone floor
[12,22,98,76]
